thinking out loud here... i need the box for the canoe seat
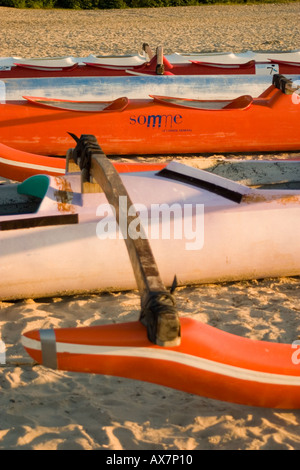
[17,175,49,199]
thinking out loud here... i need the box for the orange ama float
[22,318,300,409]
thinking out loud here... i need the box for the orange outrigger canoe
[22,318,300,408]
[1,74,299,156]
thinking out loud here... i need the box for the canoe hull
[1,56,299,80]
[0,84,299,156]
[2,49,300,67]
[2,206,300,300]
[21,318,300,408]
[1,165,300,300]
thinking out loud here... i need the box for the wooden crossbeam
[73,134,181,347]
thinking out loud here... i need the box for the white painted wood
[1,161,300,300]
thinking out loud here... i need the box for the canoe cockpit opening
[0,175,49,216]
[23,96,129,113]
[151,94,253,110]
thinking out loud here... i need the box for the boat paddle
[68,133,181,348]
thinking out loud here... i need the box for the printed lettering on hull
[129,113,183,128]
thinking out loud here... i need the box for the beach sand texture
[1,3,300,450]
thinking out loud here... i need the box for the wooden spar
[71,134,181,347]
[156,46,165,75]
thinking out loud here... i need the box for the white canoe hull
[1,160,300,300]
[2,73,300,101]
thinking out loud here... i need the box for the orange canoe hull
[1,84,299,156]
[22,317,300,409]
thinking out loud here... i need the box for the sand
[0,3,300,451]
[0,3,300,57]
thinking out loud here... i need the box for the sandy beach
[1,3,300,451]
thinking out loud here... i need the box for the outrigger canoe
[2,146,300,300]
[84,57,300,77]
[0,74,299,156]
[22,318,300,408]
[2,54,300,78]
[20,137,300,409]
[2,47,300,67]
[2,48,300,102]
